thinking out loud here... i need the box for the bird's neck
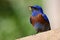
[32,10,43,16]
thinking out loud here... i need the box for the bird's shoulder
[42,14,49,23]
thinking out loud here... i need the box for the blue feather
[42,14,49,22]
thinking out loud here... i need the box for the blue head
[29,5,44,16]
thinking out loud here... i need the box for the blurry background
[42,0,60,29]
[0,0,43,40]
[0,0,60,40]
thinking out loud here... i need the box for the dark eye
[32,8,38,11]
[34,8,38,10]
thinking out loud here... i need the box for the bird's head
[29,5,44,14]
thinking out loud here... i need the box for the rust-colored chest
[30,14,47,26]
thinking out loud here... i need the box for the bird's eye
[33,8,39,10]
[34,8,38,10]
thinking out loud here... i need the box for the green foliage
[0,0,43,40]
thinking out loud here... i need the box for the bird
[29,5,51,33]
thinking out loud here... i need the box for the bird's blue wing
[42,14,49,23]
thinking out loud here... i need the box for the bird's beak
[28,6,32,11]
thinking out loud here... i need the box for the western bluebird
[29,5,51,33]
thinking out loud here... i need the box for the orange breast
[30,14,46,26]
